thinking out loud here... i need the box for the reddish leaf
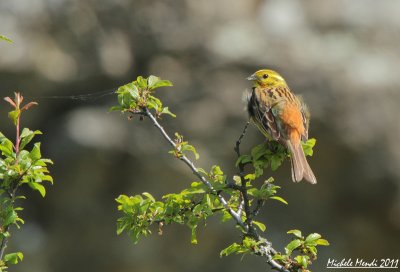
[4,97,16,108]
[21,101,38,111]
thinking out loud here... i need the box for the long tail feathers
[287,141,317,184]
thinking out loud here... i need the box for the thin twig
[143,109,289,272]
[0,226,9,260]
[234,121,257,236]
[0,191,15,260]
[144,108,247,231]
[234,121,290,272]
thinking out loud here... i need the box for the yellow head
[247,69,287,87]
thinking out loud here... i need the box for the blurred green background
[1,0,399,271]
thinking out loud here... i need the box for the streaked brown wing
[296,95,310,141]
[247,88,280,141]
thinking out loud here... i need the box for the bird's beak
[246,74,257,81]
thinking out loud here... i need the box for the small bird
[246,69,316,184]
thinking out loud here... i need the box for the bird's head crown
[247,69,287,87]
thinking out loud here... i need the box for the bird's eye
[263,74,268,79]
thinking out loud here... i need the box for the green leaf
[316,238,330,246]
[0,138,14,157]
[236,154,252,167]
[270,154,284,171]
[142,192,155,202]
[302,138,316,156]
[305,233,321,245]
[28,182,46,197]
[135,76,148,89]
[8,109,20,126]
[148,75,173,90]
[221,211,232,222]
[181,143,199,160]
[0,35,13,43]
[3,210,17,226]
[160,107,176,118]
[244,173,256,181]
[220,243,243,257]
[19,128,42,150]
[295,255,309,268]
[30,143,42,160]
[251,144,268,161]
[252,220,266,232]
[190,225,198,244]
[4,252,23,265]
[287,229,302,238]
[109,105,123,112]
[285,239,302,255]
[270,196,288,205]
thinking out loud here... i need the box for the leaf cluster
[0,93,53,270]
[237,139,316,182]
[117,179,218,245]
[273,230,329,271]
[110,75,175,118]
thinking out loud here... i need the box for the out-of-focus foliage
[0,93,53,271]
[0,36,12,43]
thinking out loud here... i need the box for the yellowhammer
[246,69,317,184]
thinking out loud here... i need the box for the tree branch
[234,121,290,272]
[0,225,9,260]
[144,108,247,231]
[143,109,289,272]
